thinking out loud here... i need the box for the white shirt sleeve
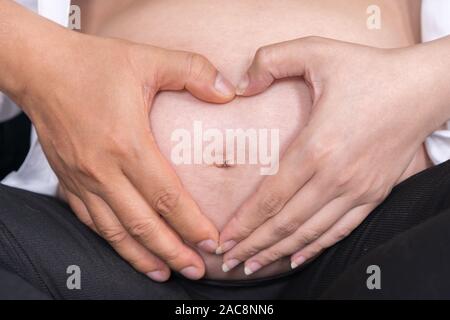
[422,0,450,164]
[0,93,22,122]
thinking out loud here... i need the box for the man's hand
[0,0,235,281]
[32,36,235,281]
[218,36,450,275]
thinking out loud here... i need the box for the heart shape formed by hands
[149,38,432,279]
[150,73,312,278]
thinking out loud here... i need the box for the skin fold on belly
[73,0,425,279]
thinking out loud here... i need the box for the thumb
[236,37,325,97]
[155,49,235,103]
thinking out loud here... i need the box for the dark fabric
[281,158,450,299]
[0,187,188,300]
[0,160,450,300]
[0,113,31,180]
[321,208,450,299]
[0,266,51,300]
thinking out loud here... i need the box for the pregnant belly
[151,80,311,278]
[92,0,419,279]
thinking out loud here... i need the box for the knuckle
[302,36,324,45]
[126,258,148,272]
[301,229,321,244]
[334,226,353,241]
[306,244,323,258]
[254,46,275,69]
[350,179,370,201]
[75,160,103,183]
[257,193,285,219]
[300,36,331,59]
[357,176,391,203]
[370,188,389,204]
[162,246,183,265]
[308,139,331,164]
[73,162,113,191]
[186,53,210,81]
[334,171,353,190]
[121,250,157,271]
[152,186,182,216]
[107,133,136,159]
[83,219,97,231]
[128,219,158,240]
[242,246,261,258]
[324,162,356,191]
[296,229,319,246]
[273,216,298,237]
[265,249,285,262]
[98,226,128,245]
[74,211,97,231]
[230,215,255,239]
[371,182,392,203]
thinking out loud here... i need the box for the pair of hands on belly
[28,29,446,280]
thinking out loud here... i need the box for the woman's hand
[218,36,450,275]
[1,1,236,281]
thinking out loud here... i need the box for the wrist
[392,36,450,138]
[18,29,82,118]
[0,0,76,113]
[409,37,450,133]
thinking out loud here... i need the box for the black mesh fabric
[0,114,31,180]
[281,159,450,298]
[0,160,449,299]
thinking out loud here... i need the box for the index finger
[218,136,315,254]
[97,173,207,280]
[123,136,220,253]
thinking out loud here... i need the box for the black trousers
[1,160,450,300]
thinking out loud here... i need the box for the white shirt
[1,0,450,196]
[422,0,450,164]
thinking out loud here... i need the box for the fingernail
[236,73,249,95]
[244,261,262,276]
[180,266,202,280]
[146,270,168,282]
[197,239,218,253]
[215,240,237,255]
[214,73,235,97]
[221,259,241,273]
[291,256,306,269]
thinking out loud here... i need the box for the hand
[19,32,235,281]
[218,37,446,275]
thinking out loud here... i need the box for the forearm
[0,0,73,108]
